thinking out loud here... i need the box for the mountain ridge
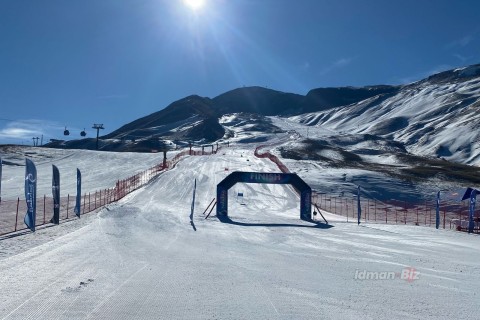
[46,63,480,166]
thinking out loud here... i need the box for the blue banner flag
[469,189,476,234]
[357,186,361,225]
[24,159,37,232]
[435,191,440,229]
[51,165,60,224]
[74,168,81,217]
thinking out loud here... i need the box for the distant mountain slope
[45,63,480,165]
[290,63,480,165]
[103,95,216,140]
[212,86,304,115]
[95,85,403,145]
[301,85,399,113]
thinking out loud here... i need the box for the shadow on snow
[216,215,333,229]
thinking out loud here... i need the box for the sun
[183,0,206,11]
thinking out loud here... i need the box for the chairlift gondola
[64,126,70,136]
[80,128,86,137]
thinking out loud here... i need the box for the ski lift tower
[92,124,104,150]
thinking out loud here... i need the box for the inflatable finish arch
[217,171,312,221]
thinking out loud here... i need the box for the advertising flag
[357,186,361,225]
[51,165,60,224]
[435,191,440,229]
[74,169,81,217]
[24,159,37,232]
[469,189,477,234]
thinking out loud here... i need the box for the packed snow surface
[0,147,479,319]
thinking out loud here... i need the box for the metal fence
[0,148,218,236]
[313,193,479,232]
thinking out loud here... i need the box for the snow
[282,77,480,166]
[0,147,173,199]
[0,146,479,319]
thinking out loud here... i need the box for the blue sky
[1,0,479,145]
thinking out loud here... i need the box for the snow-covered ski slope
[0,147,479,319]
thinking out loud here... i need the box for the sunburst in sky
[183,0,206,11]
[0,0,479,143]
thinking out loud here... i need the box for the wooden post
[83,193,86,214]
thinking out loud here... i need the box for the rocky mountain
[46,63,480,166]
[290,64,480,165]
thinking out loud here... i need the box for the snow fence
[254,145,480,233]
[0,148,217,236]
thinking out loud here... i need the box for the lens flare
[183,0,205,11]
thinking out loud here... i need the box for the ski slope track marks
[0,147,479,319]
